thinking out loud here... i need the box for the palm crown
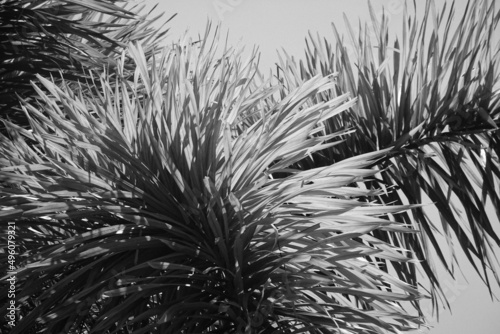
[1,0,499,333]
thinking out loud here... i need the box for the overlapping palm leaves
[1,0,500,333]
[0,0,172,126]
[0,23,429,333]
[277,0,500,306]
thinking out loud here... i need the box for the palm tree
[0,0,499,333]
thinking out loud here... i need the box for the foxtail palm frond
[277,0,500,308]
[0,0,173,125]
[1,30,425,333]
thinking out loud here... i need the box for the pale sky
[139,1,500,333]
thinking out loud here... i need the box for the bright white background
[139,1,500,333]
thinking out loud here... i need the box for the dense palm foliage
[0,0,499,333]
[0,0,171,126]
[277,0,500,303]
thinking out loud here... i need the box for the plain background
[139,1,500,332]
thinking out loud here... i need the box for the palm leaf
[277,0,500,309]
[1,29,425,333]
[0,0,173,127]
